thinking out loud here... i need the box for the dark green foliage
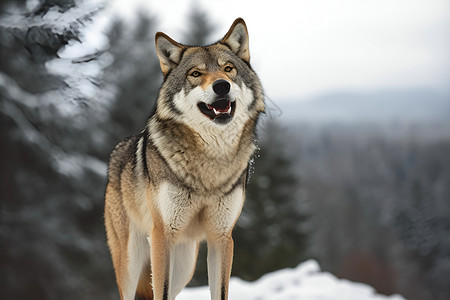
[100,12,161,145]
[233,121,309,280]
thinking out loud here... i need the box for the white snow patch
[178,260,406,300]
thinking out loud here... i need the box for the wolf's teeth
[211,106,232,116]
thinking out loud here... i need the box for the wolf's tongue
[207,100,231,114]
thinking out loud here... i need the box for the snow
[46,56,104,100]
[177,260,406,300]
[0,0,101,31]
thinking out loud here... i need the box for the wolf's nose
[213,79,231,96]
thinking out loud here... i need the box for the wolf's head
[154,18,264,129]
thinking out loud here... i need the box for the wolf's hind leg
[169,241,199,297]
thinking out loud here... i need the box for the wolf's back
[107,136,138,186]
[104,135,138,240]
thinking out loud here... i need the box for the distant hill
[276,89,450,124]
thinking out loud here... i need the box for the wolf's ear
[221,18,250,63]
[155,32,186,76]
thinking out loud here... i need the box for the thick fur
[104,18,264,300]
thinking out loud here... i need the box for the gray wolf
[104,18,265,300]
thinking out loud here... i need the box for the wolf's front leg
[149,224,172,300]
[205,189,245,300]
[207,235,234,300]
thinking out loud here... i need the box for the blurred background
[1,0,449,300]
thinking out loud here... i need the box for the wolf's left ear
[221,18,250,63]
[155,32,186,76]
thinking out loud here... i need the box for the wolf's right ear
[155,32,186,76]
[222,18,250,63]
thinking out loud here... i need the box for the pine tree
[181,3,216,46]
[100,12,161,149]
[0,1,114,299]
[233,120,309,280]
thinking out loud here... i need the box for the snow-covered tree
[0,1,115,299]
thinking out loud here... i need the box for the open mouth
[198,99,236,124]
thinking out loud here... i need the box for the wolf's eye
[190,71,202,77]
[224,66,233,72]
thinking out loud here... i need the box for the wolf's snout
[212,79,231,96]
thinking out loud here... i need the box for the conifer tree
[181,4,216,46]
[100,12,161,148]
[233,120,309,280]
[0,1,114,299]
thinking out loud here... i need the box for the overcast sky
[74,0,450,101]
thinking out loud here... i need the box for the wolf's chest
[150,124,254,193]
[154,181,245,241]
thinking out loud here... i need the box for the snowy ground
[178,260,406,300]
